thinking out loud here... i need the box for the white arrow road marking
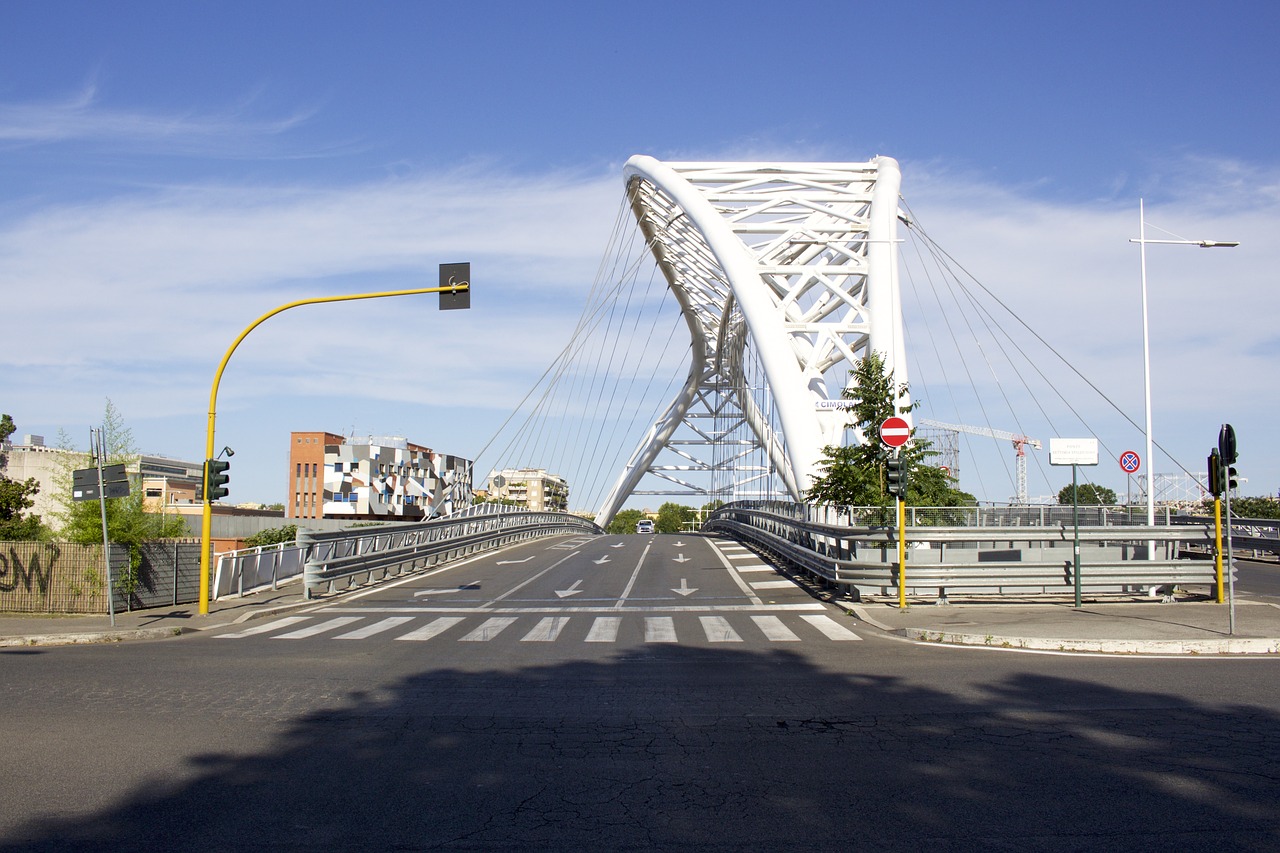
[611,543,626,549]
[556,579,584,598]
[673,578,697,596]
[593,555,611,565]
[496,556,536,565]
[672,553,689,563]
[413,587,469,597]
[674,541,686,547]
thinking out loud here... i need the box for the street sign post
[879,416,911,448]
[1050,438,1100,607]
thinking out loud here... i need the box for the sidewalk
[0,583,316,647]
[3,583,1279,655]
[846,594,1280,655]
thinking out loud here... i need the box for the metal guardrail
[1174,515,1280,558]
[299,506,603,598]
[705,501,1224,601]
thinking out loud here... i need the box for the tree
[52,401,188,590]
[1056,482,1117,506]
[805,352,974,514]
[655,502,694,533]
[608,508,646,534]
[244,524,298,547]
[0,413,45,540]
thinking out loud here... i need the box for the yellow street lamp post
[199,279,470,614]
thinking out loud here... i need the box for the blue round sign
[1119,450,1141,473]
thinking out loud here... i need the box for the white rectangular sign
[1049,437,1099,466]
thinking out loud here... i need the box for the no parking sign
[1119,450,1141,474]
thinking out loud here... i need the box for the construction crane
[916,418,1043,504]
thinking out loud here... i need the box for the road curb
[900,627,1280,656]
[0,625,187,648]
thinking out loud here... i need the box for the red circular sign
[879,416,912,448]
[1119,450,1141,473]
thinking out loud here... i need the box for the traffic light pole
[198,281,470,614]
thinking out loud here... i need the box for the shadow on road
[4,644,1278,851]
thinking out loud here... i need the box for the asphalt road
[3,533,1278,851]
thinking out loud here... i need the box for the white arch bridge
[586,156,910,527]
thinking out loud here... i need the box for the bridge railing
[212,541,305,601]
[704,501,1223,601]
[299,505,603,599]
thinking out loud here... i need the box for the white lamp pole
[1130,200,1238,554]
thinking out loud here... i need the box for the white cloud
[3,155,1277,505]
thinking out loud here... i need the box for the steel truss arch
[595,156,908,527]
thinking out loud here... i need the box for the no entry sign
[879,416,911,448]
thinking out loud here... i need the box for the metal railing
[212,541,305,601]
[300,506,603,598]
[705,501,1223,601]
[1174,515,1280,559]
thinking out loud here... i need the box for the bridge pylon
[595,156,909,527]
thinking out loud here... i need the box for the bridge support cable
[594,157,909,527]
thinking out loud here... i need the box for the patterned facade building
[288,432,471,521]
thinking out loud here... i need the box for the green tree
[1056,482,1117,506]
[0,413,46,540]
[52,401,188,592]
[1201,495,1280,520]
[805,352,974,514]
[608,508,646,534]
[244,524,298,547]
[655,502,694,533]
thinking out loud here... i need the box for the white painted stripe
[522,616,571,642]
[735,566,774,573]
[396,616,465,641]
[585,616,621,642]
[645,616,677,642]
[750,580,796,590]
[459,616,518,641]
[726,554,758,560]
[751,615,800,641]
[334,616,414,640]
[700,616,742,642]
[217,616,311,638]
[800,614,862,641]
[273,616,362,639]
[322,603,826,614]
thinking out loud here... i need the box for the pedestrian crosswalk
[216,611,862,644]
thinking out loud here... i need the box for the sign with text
[1049,438,1099,466]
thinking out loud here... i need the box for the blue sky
[2,1,1277,508]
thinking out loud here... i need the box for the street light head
[220,446,235,458]
[1198,241,1240,248]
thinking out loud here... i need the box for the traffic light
[885,457,908,501]
[205,458,230,502]
[1207,450,1224,498]
[1227,465,1239,493]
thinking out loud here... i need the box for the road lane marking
[645,616,677,642]
[396,616,465,641]
[585,616,621,642]
[800,614,862,641]
[273,616,362,639]
[750,580,796,590]
[334,616,414,640]
[459,616,519,641]
[484,551,582,607]
[522,616,571,642]
[700,616,742,642]
[217,616,311,638]
[613,541,655,608]
[708,542,763,605]
[735,566,775,573]
[751,615,800,641]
